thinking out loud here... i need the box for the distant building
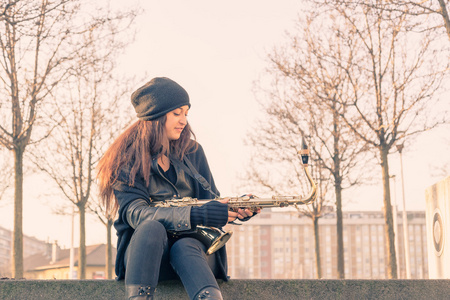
[0,225,115,279]
[24,243,116,279]
[0,225,48,277]
[225,209,428,279]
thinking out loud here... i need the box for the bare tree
[296,159,334,279]
[30,39,136,280]
[325,0,450,42]
[434,0,450,40]
[248,12,371,278]
[86,74,135,280]
[391,0,450,41]
[307,1,449,278]
[243,141,332,279]
[0,0,121,278]
[88,196,116,279]
[0,0,137,278]
[88,99,134,279]
[243,75,338,278]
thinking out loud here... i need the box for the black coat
[112,142,228,281]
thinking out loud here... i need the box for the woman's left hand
[237,206,262,222]
[236,207,260,220]
[236,194,261,221]
[218,196,261,223]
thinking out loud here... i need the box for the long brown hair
[96,115,196,215]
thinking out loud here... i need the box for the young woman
[97,77,257,300]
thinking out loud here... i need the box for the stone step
[1,279,450,300]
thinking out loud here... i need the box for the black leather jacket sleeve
[125,198,192,232]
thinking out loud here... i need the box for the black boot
[126,284,156,300]
[194,287,223,300]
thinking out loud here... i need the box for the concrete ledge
[1,279,450,300]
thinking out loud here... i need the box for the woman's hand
[218,198,261,223]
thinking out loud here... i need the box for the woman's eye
[173,112,180,116]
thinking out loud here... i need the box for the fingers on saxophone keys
[228,210,239,222]
[229,207,239,213]
[236,208,252,219]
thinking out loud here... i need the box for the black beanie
[131,77,191,121]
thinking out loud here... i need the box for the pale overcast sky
[0,0,448,249]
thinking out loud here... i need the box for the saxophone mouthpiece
[299,137,309,166]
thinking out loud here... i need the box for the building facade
[24,243,116,280]
[0,226,11,276]
[0,225,49,277]
[0,226,115,279]
[224,209,428,279]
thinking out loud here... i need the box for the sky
[0,0,449,249]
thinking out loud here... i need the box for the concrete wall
[1,279,450,300]
[425,175,450,279]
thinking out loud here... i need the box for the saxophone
[157,138,318,254]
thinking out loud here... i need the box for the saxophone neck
[303,164,318,204]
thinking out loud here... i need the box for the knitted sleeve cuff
[190,207,204,227]
[190,201,228,228]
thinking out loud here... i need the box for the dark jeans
[124,219,220,299]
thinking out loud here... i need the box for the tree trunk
[437,0,450,41]
[78,204,86,279]
[333,106,345,279]
[313,217,322,279]
[335,182,345,279]
[380,146,398,278]
[12,147,24,279]
[106,219,113,279]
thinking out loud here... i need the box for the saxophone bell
[197,226,233,255]
[170,226,233,255]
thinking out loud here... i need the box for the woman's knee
[132,220,167,246]
[136,219,165,235]
[125,220,168,269]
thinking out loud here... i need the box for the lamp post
[396,143,411,279]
